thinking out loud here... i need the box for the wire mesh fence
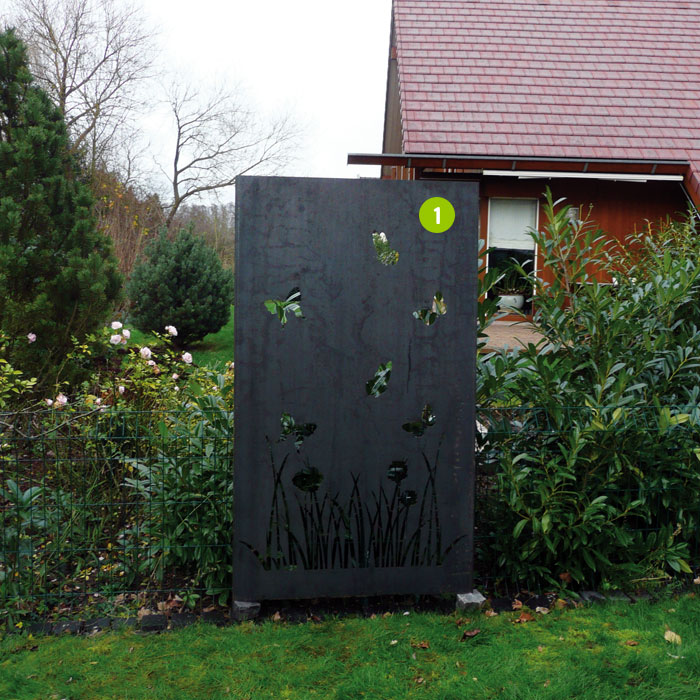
[0,407,233,616]
[1,404,698,617]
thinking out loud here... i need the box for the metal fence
[0,408,233,617]
[1,405,698,619]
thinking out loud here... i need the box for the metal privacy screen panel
[234,176,478,600]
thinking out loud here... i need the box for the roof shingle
[393,0,700,195]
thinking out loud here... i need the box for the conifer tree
[0,28,122,387]
[127,228,234,346]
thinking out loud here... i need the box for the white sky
[141,0,392,193]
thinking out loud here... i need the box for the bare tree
[161,82,297,228]
[11,0,154,177]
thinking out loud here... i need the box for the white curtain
[489,199,537,250]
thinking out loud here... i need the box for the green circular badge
[419,197,455,233]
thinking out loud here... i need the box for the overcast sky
[142,0,392,187]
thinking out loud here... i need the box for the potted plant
[494,266,528,311]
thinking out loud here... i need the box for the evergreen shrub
[477,191,700,589]
[127,228,234,346]
[0,29,122,389]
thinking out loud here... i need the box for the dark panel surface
[234,177,478,600]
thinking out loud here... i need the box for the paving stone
[232,601,261,622]
[169,613,196,629]
[628,591,653,603]
[523,594,555,611]
[490,597,515,613]
[456,590,487,611]
[139,614,167,632]
[604,590,632,603]
[26,622,53,636]
[111,617,137,630]
[84,617,111,634]
[52,621,83,635]
[201,610,228,627]
[579,591,606,604]
[279,611,307,625]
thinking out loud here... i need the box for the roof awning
[483,170,684,183]
[347,153,690,177]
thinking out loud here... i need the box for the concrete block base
[456,590,487,611]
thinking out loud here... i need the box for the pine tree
[127,227,234,346]
[0,29,122,387]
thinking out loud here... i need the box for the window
[487,198,538,312]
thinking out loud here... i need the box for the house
[349,0,700,313]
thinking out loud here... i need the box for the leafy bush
[0,30,122,390]
[127,228,234,346]
[122,380,234,603]
[477,191,700,588]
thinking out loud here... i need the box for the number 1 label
[419,197,455,233]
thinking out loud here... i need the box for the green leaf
[513,519,529,538]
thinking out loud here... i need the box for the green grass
[2,596,699,699]
[126,306,234,371]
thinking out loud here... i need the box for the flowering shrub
[0,316,234,610]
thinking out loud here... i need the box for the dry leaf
[537,645,545,652]
[272,611,282,622]
[544,679,551,688]
[484,610,498,617]
[625,640,639,646]
[411,640,430,649]
[535,606,550,615]
[693,576,700,585]
[415,677,424,685]
[382,612,392,618]
[555,599,568,609]
[369,614,377,620]
[389,639,398,646]
[664,627,682,645]
[513,611,535,624]
[203,605,217,613]
[461,628,481,640]
[455,618,471,626]
[559,571,572,583]
[137,608,154,619]
[558,636,564,641]
[512,599,523,610]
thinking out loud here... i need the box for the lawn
[1,596,699,699]
[127,306,234,370]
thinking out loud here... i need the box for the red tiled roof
[392,0,700,201]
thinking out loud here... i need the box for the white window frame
[485,197,539,278]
